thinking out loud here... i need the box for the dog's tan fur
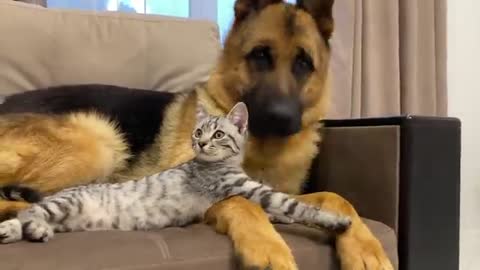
[0,1,393,269]
[0,113,129,192]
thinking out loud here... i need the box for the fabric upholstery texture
[0,1,220,95]
[312,126,401,232]
[0,221,397,270]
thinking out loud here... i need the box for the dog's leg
[294,192,395,270]
[205,196,298,270]
[0,201,30,220]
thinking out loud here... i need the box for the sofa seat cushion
[0,219,397,270]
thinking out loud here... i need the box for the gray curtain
[329,0,447,119]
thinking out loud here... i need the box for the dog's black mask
[242,88,303,138]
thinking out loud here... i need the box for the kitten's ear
[227,102,249,134]
[196,104,209,123]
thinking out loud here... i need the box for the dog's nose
[242,90,303,137]
[266,101,297,123]
[264,100,302,136]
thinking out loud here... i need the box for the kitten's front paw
[23,219,54,242]
[0,219,22,244]
[314,213,352,234]
[267,213,295,224]
[325,215,352,234]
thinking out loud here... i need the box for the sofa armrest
[304,116,461,270]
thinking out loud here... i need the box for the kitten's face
[192,103,249,163]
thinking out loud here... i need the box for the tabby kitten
[0,102,350,244]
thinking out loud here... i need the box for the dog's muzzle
[243,94,302,138]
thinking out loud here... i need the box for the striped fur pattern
[0,102,350,244]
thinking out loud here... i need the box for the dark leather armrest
[304,116,461,270]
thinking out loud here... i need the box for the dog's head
[211,0,334,138]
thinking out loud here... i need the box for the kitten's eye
[194,129,202,138]
[213,130,225,139]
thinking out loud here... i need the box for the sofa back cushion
[0,1,221,96]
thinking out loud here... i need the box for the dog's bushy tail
[0,184,42,203]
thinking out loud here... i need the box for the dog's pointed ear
[297,0,335,41]
[234,0,283,24]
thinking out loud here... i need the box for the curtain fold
[329,0,447,119]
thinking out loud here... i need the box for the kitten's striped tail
[0,184,42,203]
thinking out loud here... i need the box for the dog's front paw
[234,229,298,270]
[23,219,54,242]
[0,219,22,244]
[336,223,394,270]
[205,196,298,270]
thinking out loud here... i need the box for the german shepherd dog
[0,0,393,269]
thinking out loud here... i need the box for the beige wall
[447,0,480,269]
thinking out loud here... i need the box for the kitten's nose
[198,142,207,148]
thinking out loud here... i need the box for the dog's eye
[292,48,314,79]
[246,46,273,72]
[213,130,225,139]
[194,129,202,138]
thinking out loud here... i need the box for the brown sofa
[0,2,460,270]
